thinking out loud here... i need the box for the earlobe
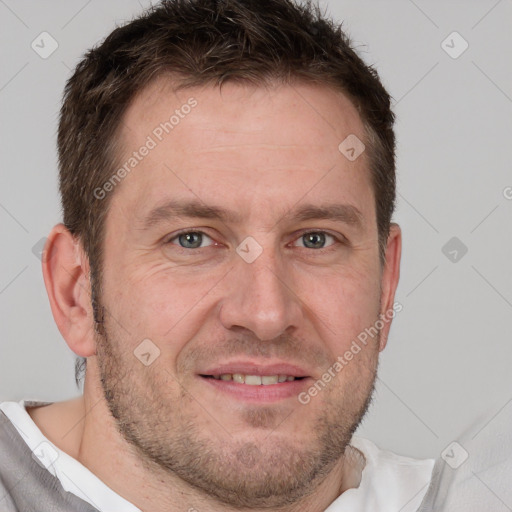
[378,223,402,352]
[42,224,96,358]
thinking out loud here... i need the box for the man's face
[94,79,387,507]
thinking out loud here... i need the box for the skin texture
[31,80,401,512]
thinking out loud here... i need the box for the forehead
[110,77,373,224]
[124,77,364,147]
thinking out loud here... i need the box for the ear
[42,224,96,358]
[377,223,402,352]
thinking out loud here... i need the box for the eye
[167,231,214,249]
[293,231,337,249]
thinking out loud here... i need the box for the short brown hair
[60,0,396,386]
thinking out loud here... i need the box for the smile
[202,374,304,385]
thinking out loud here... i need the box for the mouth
[197,362,311,402]
[200,373,306,385]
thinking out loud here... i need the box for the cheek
[297,264,381,341]
[103,263,220,351]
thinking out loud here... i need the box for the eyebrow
[138,199,363,230]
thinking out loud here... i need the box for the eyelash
[165,229,347,251]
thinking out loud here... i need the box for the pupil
[305,232,325,248]
[179,232,202,248]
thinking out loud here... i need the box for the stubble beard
[94,310,378,509]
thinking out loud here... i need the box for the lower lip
[199,376,311,402]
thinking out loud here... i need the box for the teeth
[245,375,262,385]
[212,374,296,385]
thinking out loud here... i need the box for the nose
[219,248,303,341]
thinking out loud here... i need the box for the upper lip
[199,361,311,378]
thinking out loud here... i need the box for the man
[0,0,435,510]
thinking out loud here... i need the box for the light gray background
[1,0,511,462]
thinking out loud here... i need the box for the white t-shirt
[0,400,434,512]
